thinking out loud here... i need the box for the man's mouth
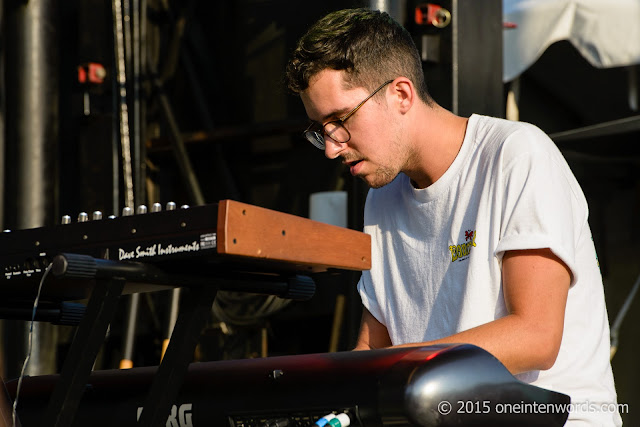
[346,159,364,175]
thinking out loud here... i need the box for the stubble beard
[363,165,398,189]
[342,152,398,189]
[363,132,407,189]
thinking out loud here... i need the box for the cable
[12,262,53,427]
[315,413,351,427]
[112,0,135,210]
[315,414,335,427]
[212,292,291,326]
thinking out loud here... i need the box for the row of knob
[4,255,51,275]
[62,202,190,224]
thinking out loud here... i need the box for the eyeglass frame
[303,79,394,150]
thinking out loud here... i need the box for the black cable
[12,262,53,427]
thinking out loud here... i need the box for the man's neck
[404,105,469,189]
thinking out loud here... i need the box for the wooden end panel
[217,200,370,271]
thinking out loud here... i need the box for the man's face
[300,69,408,189]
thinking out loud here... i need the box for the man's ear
[391,78,415,114]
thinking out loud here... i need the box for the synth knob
[53,253,97,279]
[108,215,117,220]
[122,207,133,216]
[57,302,87,326]
[151,203,162,213]
[137,205,148,214]
[2,229,11,233]
[166,202,177,211]
[61,215,72,225]
[92,211,103,220]
[78,212,89,222]
[180,204,190,210]
[284,275,316,301]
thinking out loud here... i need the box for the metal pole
[4,0,60,378]
[368,0,407,25]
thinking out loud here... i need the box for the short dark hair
[285,8,432,104]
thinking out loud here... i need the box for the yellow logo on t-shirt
[449,230,476,262]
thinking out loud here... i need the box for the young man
[285,8,621,426]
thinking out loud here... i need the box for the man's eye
[309,122,323,132]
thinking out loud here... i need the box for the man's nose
[324,138,347,159]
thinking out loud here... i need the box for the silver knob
[151,203,162,213]
[61,215,72,225]
[137,205,148,214]
[78,212,89,222]
[180,204,190,210]
[122,207,133,216]
[108,215,117,220]
[92,211,103,220]
[166,202,177,211]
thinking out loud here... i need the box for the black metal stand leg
[137,285,218,426]
[41,278,125,427]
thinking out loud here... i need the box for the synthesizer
[5,344,570,427]
[0,201,373,427]
[0,200,371,302]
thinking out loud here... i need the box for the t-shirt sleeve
[493,133,587,287]
[357,264,386,326]
[356,189,388,327]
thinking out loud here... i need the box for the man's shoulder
[470,115,558,161]
[471,114,547,143]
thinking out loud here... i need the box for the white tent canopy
[503,0,640,82]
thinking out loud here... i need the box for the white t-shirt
[357,114,622,426]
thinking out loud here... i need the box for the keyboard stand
[136,284,218,426]
[35,253,313,426]
[42,277,125,427]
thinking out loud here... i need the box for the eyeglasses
[304,80,394,150]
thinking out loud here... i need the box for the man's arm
[353,306,392,350]
[354,248,571,375]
